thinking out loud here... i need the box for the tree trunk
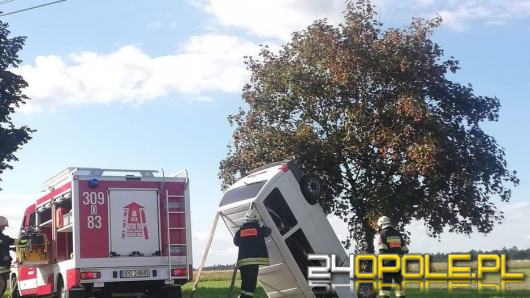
[363,219,375,253]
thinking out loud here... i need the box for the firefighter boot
[378,289,391,298]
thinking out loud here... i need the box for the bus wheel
[9,276,20,298]
[300,175,320,205]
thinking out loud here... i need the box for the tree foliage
[219,1,518,252]
[0,20,33,188]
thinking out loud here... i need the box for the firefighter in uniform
[0,216,14,297]
[376,216,408,298]
[233,209,271,298]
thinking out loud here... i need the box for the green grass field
[185,268,530,298]
[3,267,530,297]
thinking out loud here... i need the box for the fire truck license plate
[120,269,150,278]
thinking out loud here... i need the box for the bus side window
[263,188,297,235]
[285,229,319,280]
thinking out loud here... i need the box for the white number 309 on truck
[9,167,192,298]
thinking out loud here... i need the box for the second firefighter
[233,209,272,298]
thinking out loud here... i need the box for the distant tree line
[200,246,530,271]
[203,264,234,271]
[429,246,530,262]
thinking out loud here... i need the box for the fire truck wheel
[57,277,68,298]
[93,290,111,298]
[56,277,86,298]
[151,286,182,298]
[300,175,320,205]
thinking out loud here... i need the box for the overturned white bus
[218,161,354,298]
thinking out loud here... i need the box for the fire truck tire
[300,175,320,205]
[151,286,182,298]
[93,290,111,298]
[169,286,182,298]
[57,277,86,298]
[9,276,20,298]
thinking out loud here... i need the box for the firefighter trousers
[0,271,8,298]
[239,264,259,297]
[379,272,405,298]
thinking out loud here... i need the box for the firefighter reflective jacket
[234,221,271,268]
[378,227,409,255]
[0,233,14,270]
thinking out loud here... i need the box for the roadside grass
[3,266,529,297]
[185,268,530,297]
[183,280,530,297]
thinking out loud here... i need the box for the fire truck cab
[10,167,192,298]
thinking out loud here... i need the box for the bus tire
[300,175,320,205]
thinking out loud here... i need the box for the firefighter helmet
[0,216,8,227]
[377,216,391,229]
[245,209,260,222]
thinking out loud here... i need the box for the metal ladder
[162,169,190,285]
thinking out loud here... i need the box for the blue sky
[0,0,529,265]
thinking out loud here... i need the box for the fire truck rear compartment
[108,189,161,257]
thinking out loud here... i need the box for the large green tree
[0,20,33,188]
[219,1,518,252]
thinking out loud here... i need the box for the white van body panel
[219,163,355,298]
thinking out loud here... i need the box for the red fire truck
[9,167,192,298]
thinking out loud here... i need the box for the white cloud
[406,203,530,252]
[415,0,435,6]
[201,0,530,37]
[16,34,260,113]
[146,20,164,29]
[202,0,346,40]
[192,219,239,266]
[18,1,530,113]
[434,0,530,30]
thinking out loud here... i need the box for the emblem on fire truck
[121,202,149,239]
